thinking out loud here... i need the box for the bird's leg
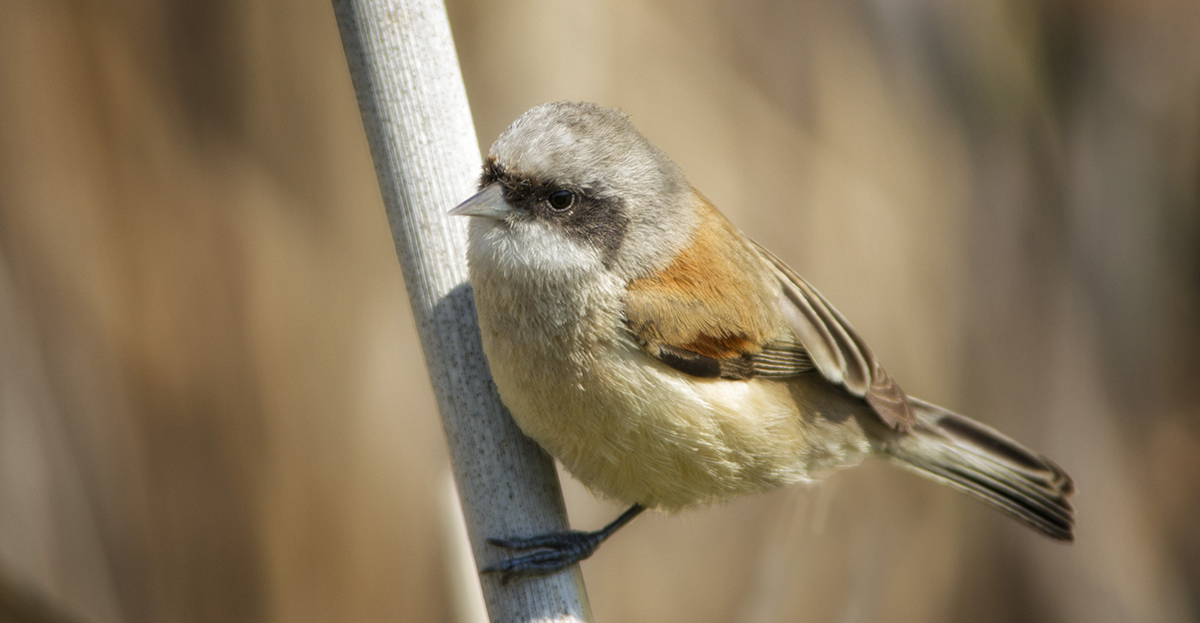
[481,504,646,583]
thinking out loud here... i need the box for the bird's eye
[547,190,575,211]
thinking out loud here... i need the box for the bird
[450,101,1075,583]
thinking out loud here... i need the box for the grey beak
[449,184,512,220]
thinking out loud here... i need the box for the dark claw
[481,504,646,584]
[482,531,600,583]
[486,531,590,551]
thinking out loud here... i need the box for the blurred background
[1,0,1198,621]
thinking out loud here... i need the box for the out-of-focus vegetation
[1,0,1196,621]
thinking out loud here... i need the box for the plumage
[455,102,1075,581]
[624,192,813,381]
[624,191,913,431]
[753,241,916,430]
[881,399,1075,540]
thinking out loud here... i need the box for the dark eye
[547,189,575,211]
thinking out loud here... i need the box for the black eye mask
[481,157,630,267]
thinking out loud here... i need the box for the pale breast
[476,276,871,510]
[468,216,873,511]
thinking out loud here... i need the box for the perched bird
[451,102,1075,582]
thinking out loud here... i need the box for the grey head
[452,102,697,283]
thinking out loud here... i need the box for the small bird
[451,102,1074,582]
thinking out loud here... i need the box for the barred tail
[883,398,1075,541]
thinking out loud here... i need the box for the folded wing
[751,241,914,431]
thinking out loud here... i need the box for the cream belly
[466,215,871,510]
[477,300,873,511]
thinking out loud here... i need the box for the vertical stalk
[330,1,592,620]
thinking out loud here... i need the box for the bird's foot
[481,504,645,583]
[482,530,603,583]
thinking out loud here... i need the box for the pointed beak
[449,184,512,220]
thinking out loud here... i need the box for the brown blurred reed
[0,0,1197,622]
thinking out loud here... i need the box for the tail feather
[883,398,1075,541]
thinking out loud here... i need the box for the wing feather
[751,241,915,431]
[622,189,913,430]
